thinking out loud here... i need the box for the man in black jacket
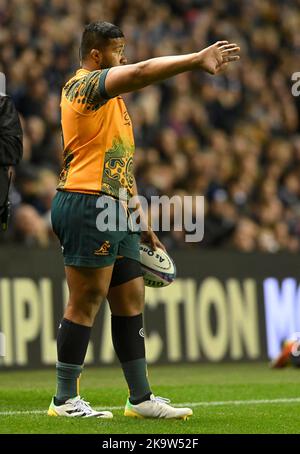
[0,94,23,230]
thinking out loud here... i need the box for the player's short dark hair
[80,21,124,60]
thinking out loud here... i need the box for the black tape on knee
[110,257,143,288]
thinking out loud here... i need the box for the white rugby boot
[48,395,113,418]
[124,394,193,420]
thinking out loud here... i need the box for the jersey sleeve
[62,69,114,113]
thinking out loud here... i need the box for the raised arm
[105,41,240,98]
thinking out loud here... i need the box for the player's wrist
[185,52,203,70]
[195,49,209,70]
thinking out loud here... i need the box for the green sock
[121,358,151,403]
[55,361,82,404]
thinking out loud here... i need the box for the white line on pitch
[1,397,300,416]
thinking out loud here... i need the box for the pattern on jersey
[101,137,134,200]
[57,147,74,189]
[63,71,107,111]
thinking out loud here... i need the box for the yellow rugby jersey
[58,68,135,200]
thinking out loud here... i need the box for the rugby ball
[139,243,176,288]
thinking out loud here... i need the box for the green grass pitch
[0,363,300,434]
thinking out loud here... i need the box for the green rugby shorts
[51,191,141,268]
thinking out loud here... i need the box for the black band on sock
[111,314,145,363]
[57,318,91,365]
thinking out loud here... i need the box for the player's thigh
[66,264,114,304]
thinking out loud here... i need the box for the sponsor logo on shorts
[94,241,111,256]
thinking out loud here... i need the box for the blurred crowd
[0,0,300,252]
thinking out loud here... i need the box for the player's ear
[90,49,102,66]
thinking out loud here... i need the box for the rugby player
[48,21,240,419]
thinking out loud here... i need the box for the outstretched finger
[216,40,229,47]
[220,46,240,55]
[222,55,240,63]
[219,43,238,50]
